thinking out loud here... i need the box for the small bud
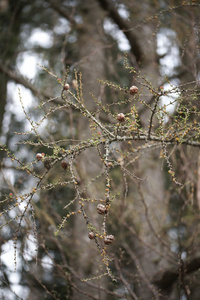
[97,204,106,215]
[107,162,113,168]
[63,84,70,91]
[61,159,69,170]
[117,113,125,122]
[88,232,95,240]
[36,153,45,161]
[104,235,115,245]
[160,86,164,95]
[130,85,138,94]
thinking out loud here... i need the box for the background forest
[0,0,200,299]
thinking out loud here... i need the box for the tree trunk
[71,1,108,298]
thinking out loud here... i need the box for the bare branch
[0,61,52,100]
[97,0,143,63]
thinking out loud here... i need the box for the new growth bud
[160,86,164,95]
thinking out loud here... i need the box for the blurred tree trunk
[124,2,169,299]
[71,1,108,298]
[71,1,170,298]
[73,0,169,298]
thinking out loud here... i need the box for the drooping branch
[0,61,52,100]
[97,0,143,63]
